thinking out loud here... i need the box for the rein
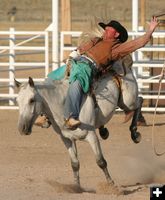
[152,61,165,156]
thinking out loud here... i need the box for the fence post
[52,0,59,70]
[9,27,15,106]
[45,31,49,77]
[60,32,64,63]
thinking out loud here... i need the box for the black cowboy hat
[98,20,128,43]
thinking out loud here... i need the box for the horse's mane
[78,16,104,46]
[31,78,68,90]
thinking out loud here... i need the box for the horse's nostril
[23,124,26,131]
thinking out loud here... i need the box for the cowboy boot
[65,118,81,129]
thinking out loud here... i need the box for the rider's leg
[64,80,83,128]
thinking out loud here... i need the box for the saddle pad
[47,64,66,80]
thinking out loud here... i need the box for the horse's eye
[29,98,35,104]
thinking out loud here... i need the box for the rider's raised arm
[111,16,159,60]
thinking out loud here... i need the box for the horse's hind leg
[129,96,143,143]
[99,126,109,140]
[137,111,147,126]
[86,131,113,184]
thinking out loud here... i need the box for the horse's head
[15,77,43,135]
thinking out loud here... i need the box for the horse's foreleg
[86,131,113,184]
[60,135,80,186]
[129,96,143,143]
[69,140,80,186]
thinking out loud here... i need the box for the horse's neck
[37,80,68,127]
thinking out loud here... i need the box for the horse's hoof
[131,131,141,143]
[34,115,51,128]
[42,121,51,128]
[99,127,109,140]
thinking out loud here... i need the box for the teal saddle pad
[47,64,66,80]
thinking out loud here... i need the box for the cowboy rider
[64,16,159,129]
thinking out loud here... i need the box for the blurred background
[0,0,165,110]
[0,0,164,31]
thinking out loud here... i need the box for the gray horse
[16,76,114,187]
[15,59,142,187]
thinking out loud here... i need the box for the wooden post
[52,0,59,70]
[140,0,146,29]
[61,0,71,59]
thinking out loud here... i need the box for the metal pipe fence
[0,30,165,111]
[0,28,49,108]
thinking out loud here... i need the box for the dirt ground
[0,110,165,200]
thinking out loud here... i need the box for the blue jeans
[64,80,84,120]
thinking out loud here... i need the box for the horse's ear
[28,77,35,88]
[14,78,21,88]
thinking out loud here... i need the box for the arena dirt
[0,110,165,200]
